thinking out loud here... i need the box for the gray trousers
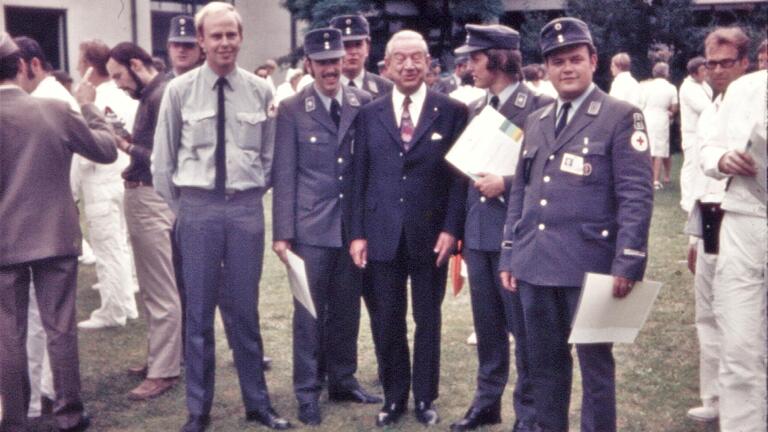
[0,257,85,432]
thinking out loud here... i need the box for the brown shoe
[127,364,148,377]
[127,377,178,401]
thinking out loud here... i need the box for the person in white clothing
[74,39,139,329]
[640,62,678,189]
[13,36,73,420]
[700,27,766,432]
[273,67,303,106]
[678,56,712,211]
[609,52,642,107]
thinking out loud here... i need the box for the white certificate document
[568,273,662,344]
[445,106,523,181]
[285,250,317,319]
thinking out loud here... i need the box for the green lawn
[52,154,714,431]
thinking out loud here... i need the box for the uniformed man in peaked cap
[450,23,553,432]
[329,14,393,98]
[272,27,381,426]
[498,17,653,432]
[166,15,203,78]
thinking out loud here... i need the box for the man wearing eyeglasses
[349,30,468,427]
[698,27,766,432]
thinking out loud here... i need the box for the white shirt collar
[556,83,596,124]
[341,70,365,89]
[487,82,520,108]
[392,82,427,128]
[313,85,343,113]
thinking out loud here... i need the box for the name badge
[560,153,584,176]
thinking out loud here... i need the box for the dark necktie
[489,95,500,110]
[330,98,341,129]
[215,77,228,193]
[555,101,572,138]
[400,96,414,151]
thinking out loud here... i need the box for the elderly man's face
[386,37,428,95]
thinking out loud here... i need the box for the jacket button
[338,175,343,181]
[399,198,404,203]
[480,196,487,203]
[540,199,547,206]
[548,154,555,161]
[339,193,344,199]
[543,176,551,183]
[310,136,317,143]
[538,223,546,231]
[337,157,344,164]
[402,175,406,180]
[601,229,609,237]
[399,152,404,157]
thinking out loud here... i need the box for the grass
[33,153,715,431]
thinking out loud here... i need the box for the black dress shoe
[449,405,501,431]
[58,415,91,432]
[246,407,293,430]
[297,401,321,425]
[375,401,405,427]
[415,400,439,426]
[329,386,383,404]
[180,414,210,432]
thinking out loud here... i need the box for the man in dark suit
[329,14,392,99]
[349,29,469,427]
[450,24,552,432]
[272,27,381,426]
[0,32,117,432]
[498,18,653,432]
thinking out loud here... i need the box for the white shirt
[296,74,314,92]
[449,85,485,106]
[392,83,426,128]
[640,78,677,115]
[609,71,642,107]
[31,75,79,112]
[691,96,727,204]
[700,70,767,217]
[274,82,296,107]
[679,76,712,136]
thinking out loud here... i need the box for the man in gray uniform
[166,15,203,79]
[450,24,552,432]
[499,18,653,432]
[329,14,392,99]
[272,27,381,426]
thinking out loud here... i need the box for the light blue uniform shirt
[152,63,276,210]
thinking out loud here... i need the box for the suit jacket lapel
[408,92,440,147]
[376,96,403,146]
[307,87,338,135]
[538,103,557,150]
[551,88,604,153]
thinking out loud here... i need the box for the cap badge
[346,27,351,35]
[179,18,186,25]
[554,22,562,31]
[557,34,565,44]
[346,18,352,25]
[324,32,330,39]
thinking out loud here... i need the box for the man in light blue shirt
[152,3,289,432]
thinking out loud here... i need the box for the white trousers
[82,180,137,324]
[713,212,767,432]
[694,240,721,404]
[27,283,54,418]
[679,133,697,212]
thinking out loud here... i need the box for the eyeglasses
[704,58,740,70]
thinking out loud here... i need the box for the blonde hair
[385,30,428,57]
[195,2,243,36]
[611,52,631,71]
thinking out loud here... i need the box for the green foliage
[449,0,505,22]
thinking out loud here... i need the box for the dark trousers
[464,249,534,423]
[176,188,271,416]
[518,281,615,432]
[292,244,361,403]
[368,237,447,405]
[361,269,383,382]
[0,257,85,432]
[171,220,186,352]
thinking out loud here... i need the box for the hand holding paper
[284,250,317,319]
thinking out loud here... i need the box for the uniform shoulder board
[347,92,360,107]
[514,92,528,108]
[586,101,601,116]
[633,112,646,131]
[368,79,379,94]
[305,96,316,112]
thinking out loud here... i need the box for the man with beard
[272,27,380,426]
[153,3,289,431]
[349,29,468,427]
[106,42,182,401]
[167,15,203,78]
[0,31,117,432]
[450,24,553,432]
[329,14,392,99]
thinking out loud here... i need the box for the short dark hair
[13,36,51,72]
[485,48,523,80]
[686,56,706,75]
[109,42,154,69]
[522,64,540,81]
[0,52,21,81]
[79,40,111,76]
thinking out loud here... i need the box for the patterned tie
[330,98,341,129]
[215,77,228,193]
[400,96,414,151]
[554,101,571,138]
[489,95,500,110]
